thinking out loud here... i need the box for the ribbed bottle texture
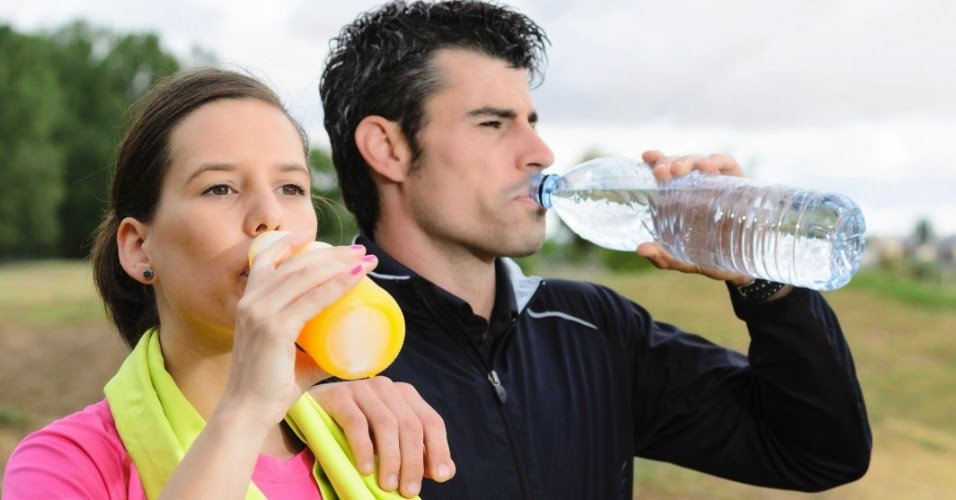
[531,157,866,290]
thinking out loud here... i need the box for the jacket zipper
[420,293,533,500]
[487,370,507,403]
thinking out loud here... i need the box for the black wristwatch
[736,278,786,302]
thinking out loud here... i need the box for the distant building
[861,236,905,269]
[939,236,956,266]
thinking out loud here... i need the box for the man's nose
[520,124,554,171]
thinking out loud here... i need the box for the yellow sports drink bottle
[248,232,405,380]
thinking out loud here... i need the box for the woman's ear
[117,217,153,284]
[354,115,412,183]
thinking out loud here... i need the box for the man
[318,1,871,498]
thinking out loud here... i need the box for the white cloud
[2,0,954,236]
[536,0,956,127]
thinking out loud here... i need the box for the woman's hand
[222,231,377,427]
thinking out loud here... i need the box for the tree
[0,26,65,258]
[913,217,935,245]
[47,22,180,257]
[310,147,359,244]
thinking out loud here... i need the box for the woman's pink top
[3,400,322,499]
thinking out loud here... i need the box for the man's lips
[514,193,542,208]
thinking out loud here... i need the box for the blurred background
[1,0,953,497]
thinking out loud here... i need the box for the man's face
[400,48,554,260]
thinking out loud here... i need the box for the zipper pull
[487,370,508,404]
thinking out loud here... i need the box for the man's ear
[354,115,413,182]
[117,217,153,284]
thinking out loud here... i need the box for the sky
[4,0,955,237]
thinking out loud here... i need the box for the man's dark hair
[319,0,549,236]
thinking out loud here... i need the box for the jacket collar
[352,233,542,321]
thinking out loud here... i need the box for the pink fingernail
[350,265,363,275]
[362,254,377,262]
[350,244,365,251]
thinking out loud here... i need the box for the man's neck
[373,225,497,321]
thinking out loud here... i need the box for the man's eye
[203,184,234,196]
[479,121,502,129]
[281,184,306,196]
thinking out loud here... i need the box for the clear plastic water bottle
[529,156,866,290]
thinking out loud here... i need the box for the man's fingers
[362,378,425,497]
[638,243,750,282]
[403,387,455,482]
[671,155,705,176]
[643,151,744,180]
[636,242,667,264]
[334,400,377,474]
[310,384,376,474]
[352,381,403,491]
[312,376,447,495]
[637,243,687,272]
[641,150,664,165]
[707,153,745,177]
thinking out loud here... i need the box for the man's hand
[310,377,455,498]
[636,150,753,286]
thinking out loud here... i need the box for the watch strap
[736,278,786,302]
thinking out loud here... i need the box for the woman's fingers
[227,241,376,423]
[241,246,373,337]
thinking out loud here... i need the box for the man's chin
[503,235,546,259]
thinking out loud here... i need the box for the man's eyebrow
[467,106,539,124]
[467,106,517,119]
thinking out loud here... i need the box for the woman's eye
[281,184,306,196]
[203,184,234,196]
[479,121,502,129]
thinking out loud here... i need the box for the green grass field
[1,261,954,497]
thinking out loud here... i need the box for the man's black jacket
[358,235,871,499]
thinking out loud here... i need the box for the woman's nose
[245,188,283,235]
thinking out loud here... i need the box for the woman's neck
[157,320,303,459]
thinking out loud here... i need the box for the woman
[3,69,452,499]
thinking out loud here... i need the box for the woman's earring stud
[143,269,154,280]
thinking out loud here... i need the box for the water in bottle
[530,157,866,290]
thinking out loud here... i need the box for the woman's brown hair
[91,68,308,347]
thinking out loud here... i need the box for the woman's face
[142,98,316,339]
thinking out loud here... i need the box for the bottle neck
[529,173,560,209]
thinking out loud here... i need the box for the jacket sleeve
[623,285,871,492]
